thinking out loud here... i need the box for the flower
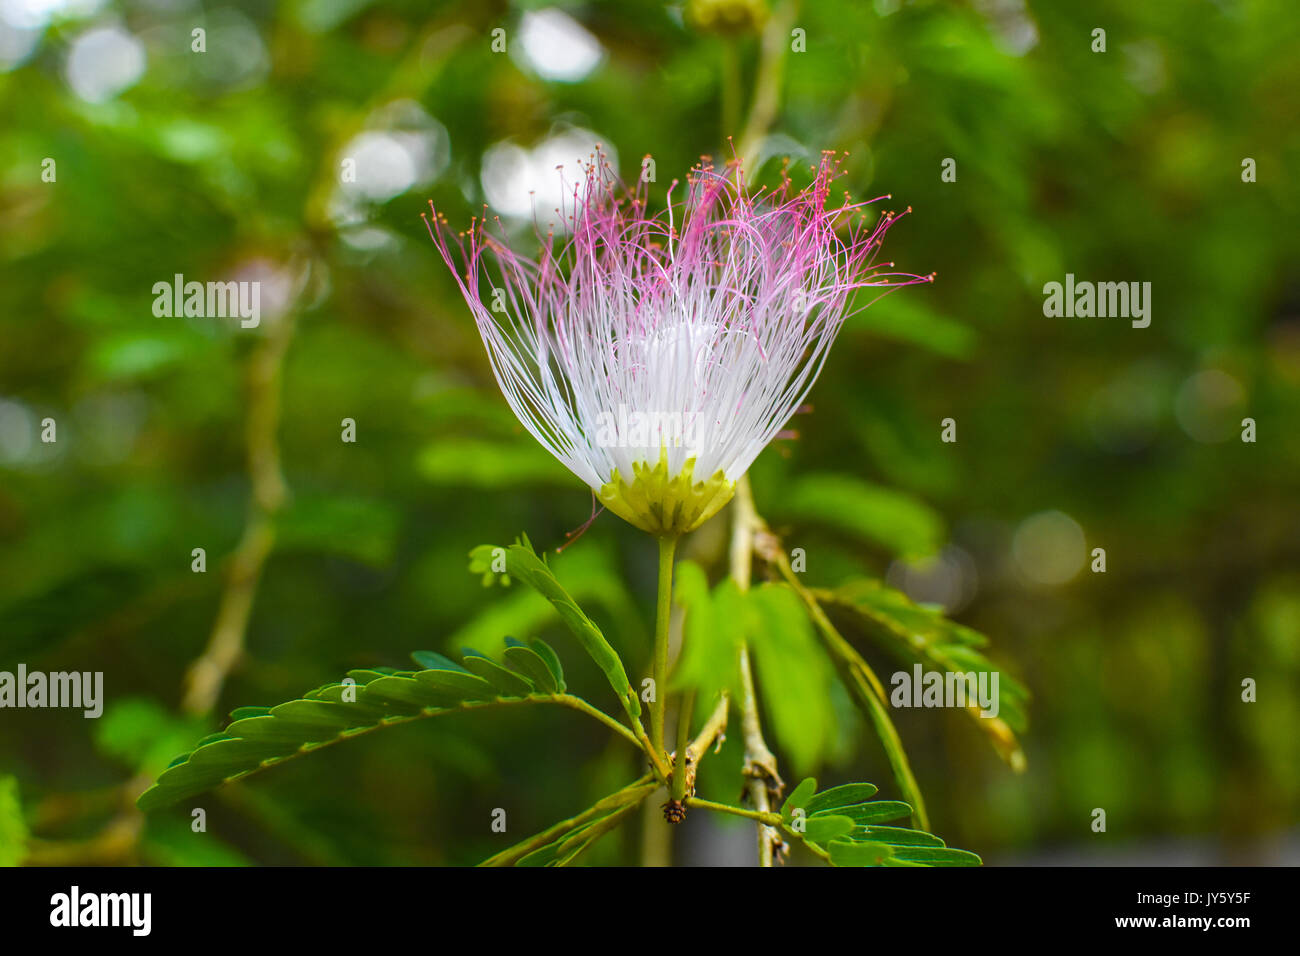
[426,151,931,536]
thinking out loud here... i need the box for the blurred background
[1,0,1298,866]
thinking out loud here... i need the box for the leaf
[819,578,1029,769]
[460,543,643,657]
[496,538,641,723]
[828,840,896,867]
[413,669,497,701]
[771,576,930,830]
[771,778,981,867]
[527,638,566,692]
[834,800,914,826]
[518,800,642,867]
[781,777,817,820]
[852,825,946,847]
[459,652,536,697]
[480,776,657,867]
[94,697,209,772]
[502,644,559,694]
[136,644,612,812]
[777,473,945,559]
[806,782,878,815]
[886,845,982,866]
[801,814,855,844]
[467,544,511,587]
[410,650,469,672]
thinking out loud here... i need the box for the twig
[729,475,786,865]
[670,690,729,808]
[669,690,696,804]
[686,690,730,768]
[687,797,778,826]
[480,774,657,867]
[750,504,932,832]
[554,694,646,750]
[181,310,294,717]
[736,0,801,172]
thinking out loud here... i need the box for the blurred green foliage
[1,0,1297,865]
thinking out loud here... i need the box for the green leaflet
[818,578,1030,770]
[480,776,658,867]
[833,801,914,826]
[460,651,536,697]
[851,825,945,847]
[517,799,643,867]
[828,840,896,867]
[774,574,931,831]
[774,778,982,868]
[801,814,855,844]
[805,782,878,814]
[781,777,818,820]
[501,643,560,694]
[136,643,605,812]
[490,538,642,723]
[522,638,566,692]
[887,846,984,866]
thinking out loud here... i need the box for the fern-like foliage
[817,579,1030,770]
[480,775,659,867]
[136,639,585,811]
[779,778,982,867]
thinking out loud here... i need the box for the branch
[737,0,801,172]
[670,690,730,807]
[181,309,295,716]
[729,476,786,865]
[751,515,931,832]
[479,774,657,867]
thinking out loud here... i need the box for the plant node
[662,799,688,824]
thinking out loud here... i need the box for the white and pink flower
[428,152,931,535]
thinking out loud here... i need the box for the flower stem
[670,689,696,803]
[650,533,678,761]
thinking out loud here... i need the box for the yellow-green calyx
[598,453,735,536]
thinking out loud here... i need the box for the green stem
[670,689,696,803]
[650,534,678,759]
[686,797,779,826]
[730,476,784,865]
[774,558,931,832]
[553,694,643,750]
[480,774,656,867]
[686,797,836,864]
